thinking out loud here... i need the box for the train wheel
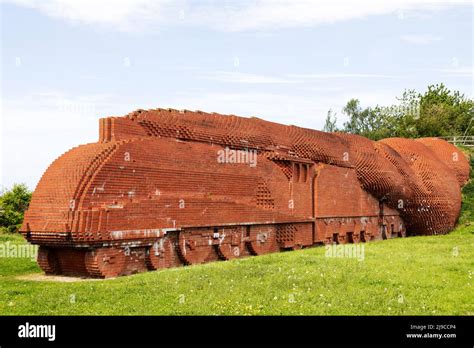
[338,234,346,244]
[352,234,361,243]
[146,236,177,270]
[322,237,333,245]
[177,230,218,265]
[247,225,279,256]
[216,228,245,260]
[360,231,369,242]
[37,246,61,275]
[85,247,126,278]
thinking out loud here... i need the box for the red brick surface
[20,108,470,277]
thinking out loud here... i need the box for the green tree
[0,184,32,233]
[341,99,395,140]
[417,83,473,137]
[390,89,419,138]
[323,109,338,132]
[340,84,473,140]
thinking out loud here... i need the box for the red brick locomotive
[20,109,470,278]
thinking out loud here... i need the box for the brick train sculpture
[20,108,470,278]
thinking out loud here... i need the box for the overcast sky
[1,0,472,189]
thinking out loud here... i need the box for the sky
[0,0,473,190]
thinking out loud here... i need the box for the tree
[339,84,473,140]
[323,109,338,132]
[0,184,32,233]
[389,89,419,138]
[341,99,395,140]
[417,83,473,137]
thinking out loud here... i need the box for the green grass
[0,224,473,315]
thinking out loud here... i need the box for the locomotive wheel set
[21,108,470,278]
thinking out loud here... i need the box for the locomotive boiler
[20,108,470,278]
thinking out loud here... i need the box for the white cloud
[195,71,403,85]
[288,73,403,79]
[196,0,464,32]
[197,71,303,84]
[4,0,177,31]
[5,0,471,32]
[438,66,474,77]
[401,34,443,44]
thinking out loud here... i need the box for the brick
[19,108,470,277]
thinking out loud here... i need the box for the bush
[0,184,32,233]
[459,148,474,224]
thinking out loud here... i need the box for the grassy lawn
[0,223,472,316]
